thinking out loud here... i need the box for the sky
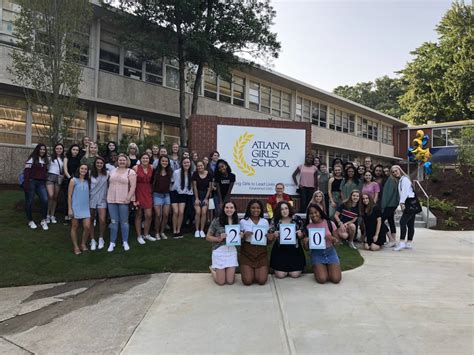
[269,0,454,91]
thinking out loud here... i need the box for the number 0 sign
[279,224,296,245]
[225,225,241,246]
[308,228,326,250]
[251,225,267,246]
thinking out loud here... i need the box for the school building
[0,1,468,184]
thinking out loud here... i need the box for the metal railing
[414,180,430,228]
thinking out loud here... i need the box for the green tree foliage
[399,1,473,124]
[108,0,281,147]
[8,0,92,146]
[457,126,474,175]
[333,76,407,118]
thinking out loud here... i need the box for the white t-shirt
[48,158,64,175]
[239,217,269,242]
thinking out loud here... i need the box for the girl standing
[334,190,360,249]
[68,164,91,255]
[360,193,384,251]
[356,165,366,186]
[170,157,193,238]
[107,154,137,252]
[206,200,241,285]
[214,159,236,211]
[328,164,343,217]
[340,166,359,201]
[304,204,341,284]
[104,141,117,163]
[292,154,318,213]
[133,153,156,244]
[381,169,399,247]
[192,161,213,238]
[270,201,306,279]
[151,145,160,168]
[153,156,172,240]
[169,142,181,172]
[362,171,380,204]
[373,164,385,192]
[392,165,417,251]
[317,163,330,213]
[46,143,64,224]
[63,144,81,224]
[89,157,108,251]
[207,151,220,174]
[80,141,99,170]
[24,144,49,230]
[240,200,274,286]
[127,143,139,168]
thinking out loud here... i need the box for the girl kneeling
[361,193,384,251]
[305,204,341,284]
[206,201,241,285]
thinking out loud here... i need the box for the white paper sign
[308,228,326,250]
[225,224,241,246]
[251,225,268,246]
[279,224,296,245]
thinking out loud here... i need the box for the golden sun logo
[233,132,256,176]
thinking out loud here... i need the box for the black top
[362,205,382,237]
[331,177,343,192]
[129,158,138,168]
[153,173,171,193]
[192,171,213,192]
[67,156,81,178]
[216,173,236,198]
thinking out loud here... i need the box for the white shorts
[211,246,238,269]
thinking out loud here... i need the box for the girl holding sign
[305,204,341,284]
[206,201,240,285]
[269,201,306,278]
[240,200,274,285]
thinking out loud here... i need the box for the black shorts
[170,191,193,204]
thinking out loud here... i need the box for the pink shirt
[107,168,137,204]
[362,182,380,199]
[307,220,337,248]
[298,164,318,188]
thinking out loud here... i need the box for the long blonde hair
[390,165,408,180]
[309,190,326,214]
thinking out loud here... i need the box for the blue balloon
[424,162,432,175]
[422,135,429,148]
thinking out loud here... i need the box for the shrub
[462,207,474,221]
[429,162,442,183]
[430,197,456,215]
[457,127,474,177]
[443,217,459,229]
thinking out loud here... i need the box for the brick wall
[188,115,312,212]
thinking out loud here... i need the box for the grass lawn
[0,189,364,287]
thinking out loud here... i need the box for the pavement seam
[0,335,34,354]
[119,273,172,355]
[271,276,296,355]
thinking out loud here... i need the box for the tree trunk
[191,62,203,115]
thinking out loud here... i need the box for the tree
[8,0,92,147]
[333,76,407,118]
[457,126,474,176]
[108,0,280,147]
[399,1,473,124]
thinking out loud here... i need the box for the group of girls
[206,199,341,286]
[23,140,237,255]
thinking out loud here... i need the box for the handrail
[414,180,430,228]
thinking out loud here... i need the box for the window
[296,97,302,120]
[348,114,355,133]
[342,112,348,133]
[204,68,218,99]
[163,125,180,146]
[96,113,118,143]
[145,59,163,85]
[71,31,90,66]
[319,105,327,127]
[271,89,281,117]
[99,30,120,74]
[232,76,245,107]
[121,117,141,140]
[335,110,342,132]
[303,99,311,121]
[447,128,462,146]
[433,127,462,147]
[311,102,320,126]
[281,92,291,118]
[124,51,142,80]
[65,110,88,146]
[0,96,27,145]
[381,125,393,144]
[249,81,260,111]
[143,120,161,139]
[165,58,179,89]
[329,108,335,130]
[261,85,271,113]
[358,116,378,141]
[0,0,20,45]
[31,105,51,145]
[219,77,231,103]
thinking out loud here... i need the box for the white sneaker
[386,241,396,248]
[144,234,157,242]
[123,242,130,251]
[107,242,115,252]
[50,216,57,224]
[28,221,37,229]
[200,230,206,238]
[393,242,406,251]
[160,233,168,240]
[349,241,357,250]
[90,239,97,251]
[154,234,161,241]
[194,231,200,238]
[40,219,49,230]
[137,236,146,245]
[98,238,105,250]
[405,242,413,249]
[46,215,51,224]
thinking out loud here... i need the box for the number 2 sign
[279,224,296,245]
[251,225,267,246]
[225,225,241,246]
[308,228,326,250]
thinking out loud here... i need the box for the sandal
[74,248,82,255]
[81,245,89,252]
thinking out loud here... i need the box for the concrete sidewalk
[0,229,472,354]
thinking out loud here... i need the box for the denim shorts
[310,247,340,265]
[153,192,170,206]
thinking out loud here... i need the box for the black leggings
[399,210,416,241]
[299,187,314,213]
[382,206,396,234]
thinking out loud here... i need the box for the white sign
[279,224,296,245]
[225,224,241,246]
[308,228,326,250]
[217,125,306,195]
[251,225,268,246]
